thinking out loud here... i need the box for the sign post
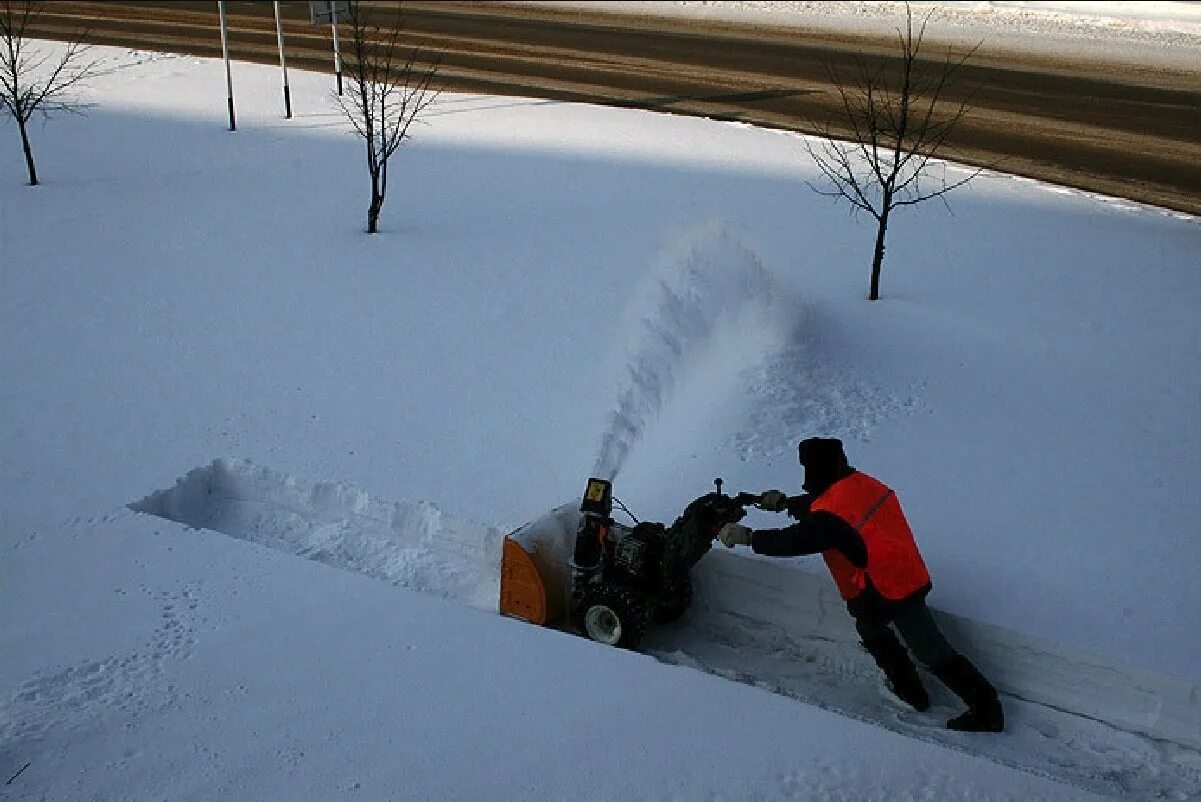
[331,6,343,95]
[217,0,235,130]
[273,1,292,118]
[310,2,350,95]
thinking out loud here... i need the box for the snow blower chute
[499,477,761,649]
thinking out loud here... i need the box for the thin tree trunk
[17,118,38,186]
[367,192,381,233]
[869,205,890,301]
[364,151,377,230]
[366,159,382,233]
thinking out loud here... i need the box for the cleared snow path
[652,554,1201,800]
[129,461,1201,801]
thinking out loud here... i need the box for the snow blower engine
[566,477,760,649]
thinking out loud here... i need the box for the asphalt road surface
[23,1,1201,216]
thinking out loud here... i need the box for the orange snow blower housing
[499,537,560,625]
[498,502,579,626]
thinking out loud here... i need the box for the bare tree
[337,1,439,234]
[1,1,103,186]
[806,4,981,300]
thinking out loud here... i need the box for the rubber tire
[573,584,651,650]
[654,572,693,623]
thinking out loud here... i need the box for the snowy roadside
[521,0,1201,70]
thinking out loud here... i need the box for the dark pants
[854,598,956,669]
[853,596,1004,730]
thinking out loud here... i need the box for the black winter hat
[797,437,852,493]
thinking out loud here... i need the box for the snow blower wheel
[574,585,650,649]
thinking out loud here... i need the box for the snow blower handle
[713,479,762,508]
[733,491,763,507]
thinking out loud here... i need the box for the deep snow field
[2,9,1200,801]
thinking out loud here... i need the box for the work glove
[756,489,789,512]
[786,494,814,518]
[717,522,752,548]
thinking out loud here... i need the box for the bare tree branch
[2,0,104,185]
[803,1,982,300]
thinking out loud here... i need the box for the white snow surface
[2,10,1200,800]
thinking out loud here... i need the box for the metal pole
[330,3,343,96]
[273,1,292,118]
[217,1,235,131]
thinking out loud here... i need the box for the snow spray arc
[592,223,779,480]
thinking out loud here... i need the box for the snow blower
[499,477,761,649]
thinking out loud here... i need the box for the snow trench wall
[129,458,504,610]
[692,550,1201,750]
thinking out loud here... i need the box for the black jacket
[749,492,931,621]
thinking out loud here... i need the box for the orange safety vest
[810,471,931,601]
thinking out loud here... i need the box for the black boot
[861,630,930,712]
[931,654,1004,732]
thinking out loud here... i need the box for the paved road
[26,1,1201,215]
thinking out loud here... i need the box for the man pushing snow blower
[717,437,1005,733]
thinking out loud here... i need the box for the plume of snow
[592,221,778,479]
